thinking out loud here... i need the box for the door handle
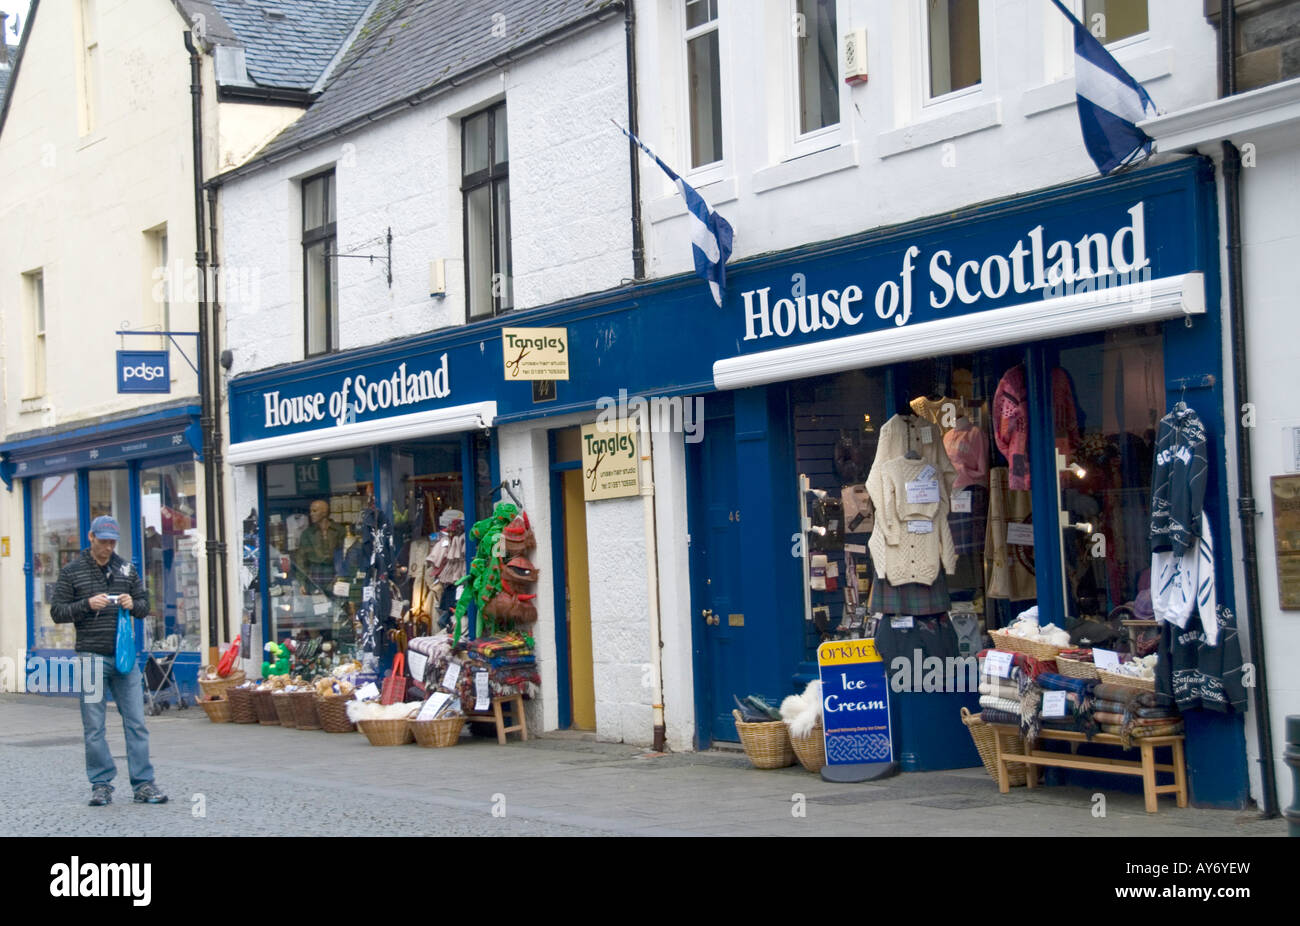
[702,608,714,623]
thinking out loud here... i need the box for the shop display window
[31,474,80,650]
[264,450,373,654]
[139,462,200,651]
[88,468,132,563]
[389,441,465,635]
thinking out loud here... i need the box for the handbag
[381,652,408,705]
[216,634,242,677]
[115,606,135,674]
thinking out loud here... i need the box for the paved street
[1,693,1287,838]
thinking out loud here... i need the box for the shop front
[677,157,1248,806]
[0,403,205,697]
[226,339,499,678]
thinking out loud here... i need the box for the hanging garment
[984,467,1036,600]
[866,414,958,499]
[1157,603,1246,713]
[1150,402,1208,557]
[1151,513,1217,645]
[992,365,1031,489]
[948,485,988,556]
[869,566,952,615]
[909,395,965,431]
[867,455,957,585]
[841,484,875,534]
[943,418,989,492]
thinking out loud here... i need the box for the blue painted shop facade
[224,156,1247,807]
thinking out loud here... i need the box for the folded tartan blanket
[469,633,532,658]
[979,696,1022,715]
[1093,699,1130,714]
[1036,673,1094,698]
[1101,721,1184,744]
[976,650,1055,681]
[1091,683,1142,705]
[978,679,1021,700]
[1133,705,1179,720]
[1094,711,1126,725]
[488,653,536,669]
[979,709,1021,725]
[1133,691,1176,709]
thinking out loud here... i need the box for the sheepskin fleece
[780,680,823,739]
[346,700,421,722]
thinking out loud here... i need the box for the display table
[986,724,1188,813]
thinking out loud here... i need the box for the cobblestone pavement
[0,694,1286,837]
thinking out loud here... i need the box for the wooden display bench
[986,724,1187,813]
[466,694,528,745]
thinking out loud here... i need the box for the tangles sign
[580,421,639,501]
[502,327,568,381]
[116,351,170,394]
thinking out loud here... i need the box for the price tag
[890,616,914,629]
[920,427,934,445]
[918,464,936,482]
[356,571,365,581]
[362,586,374,602]
[1006,523,1035,546]
[906,519,934,534]
[1093,648,1121,670]
[390,599,405,620]
[407,649,428,683]
[332,581,350,597]
[416,692,450,722]
[906,479,940,504]
[845,543,867,554]
[952,490,972,513]
[984,650,1014,678]
[354,682,380,701]
[474,670,490,712]
[441,661,462,691]
[1042,691,1067,718]
[313,601,332,616]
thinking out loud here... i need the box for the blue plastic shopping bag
[115,606,135,674]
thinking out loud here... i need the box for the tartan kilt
[869,567,951,615]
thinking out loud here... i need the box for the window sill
[646,176,737,224]
[1023,46,1174,118]
[75,132,106,153]
[752,141,859,195]
[877,100,1002,160]
[20,397,49,413]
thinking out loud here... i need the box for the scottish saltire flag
[1050,0,1158,175]
[614,122,734,306]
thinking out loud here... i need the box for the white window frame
[23,270,46,400]
[76,0,100,137]
[921,0,985,108]
[144,224,169,349]
[787,0,845,159]
[679,0,729,185]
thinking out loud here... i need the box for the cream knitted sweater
[867,456,957,585]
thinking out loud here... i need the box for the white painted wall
[634,0,1219,280]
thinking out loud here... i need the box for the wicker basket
[1096,669,1156,691]
[961,707,1027,787]
[198,667,246,700]
[199,696,231,724]
[788,721,826,773]
[989,629,1067,661]
[411,716,466,748]
[733,710,795,769]
[227,687,259,724]
[357,718,414,746]
[1056,655,1102,680]
[316,693,357,733]
[290,690,321,730]
[272,692,298,727]
[253,689,280,725]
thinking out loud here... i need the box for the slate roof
[248,0,623,164]
[207,0,372,89]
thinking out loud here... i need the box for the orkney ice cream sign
[740,202,1151,342]
[261,354,450,431]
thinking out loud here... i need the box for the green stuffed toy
[262,641,290,678]
[452,502,517,642]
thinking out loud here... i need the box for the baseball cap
[90,515,121,540]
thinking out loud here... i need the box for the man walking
[50,515,168,806]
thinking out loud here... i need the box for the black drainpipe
[624,0,645,280]
[184,30,223,664]
[1218,0,1278,818]
[208,183,230,643]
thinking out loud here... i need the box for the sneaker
[88,784,113,806]
[132,782,168,804]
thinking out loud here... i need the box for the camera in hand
[106,595,120,604]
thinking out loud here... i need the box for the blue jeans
[77,653,155,789]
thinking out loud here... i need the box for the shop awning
[712,272,1204,391]
[0,405,202,487]
[225,400,497,466]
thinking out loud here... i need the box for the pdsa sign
[116,351,171,394]
[817,638,897,782]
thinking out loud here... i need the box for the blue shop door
[687,409,747,744]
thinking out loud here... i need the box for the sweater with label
[1149,402,1207,556]
[867,457,957,586]
[50,550,149,656]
